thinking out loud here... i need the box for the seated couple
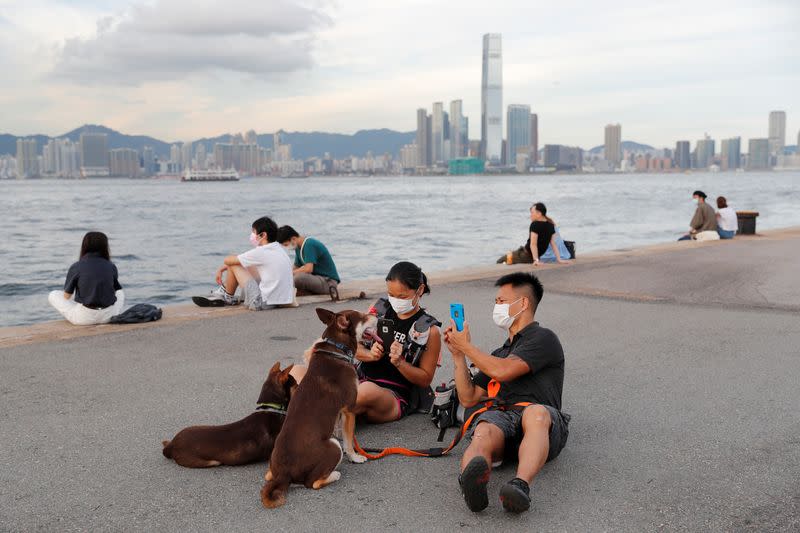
[678,191,737,241]
[498,202,572,266]
[291,263,569,514]
[195,217,340,308]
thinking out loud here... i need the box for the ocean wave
[114,254,141,261]
[0,282,54,296]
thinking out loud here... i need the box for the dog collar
[255,402,288,415]
[316,338,355,363]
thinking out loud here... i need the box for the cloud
[50,0,332,84]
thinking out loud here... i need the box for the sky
[1,0,799,148]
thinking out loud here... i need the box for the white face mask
[693,198,699,205]
[492,297,524,330]
[388,294,417,315]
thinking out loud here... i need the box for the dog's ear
[316,308,335,325]
[336,313,350,331]
[278,364,294,385]
[269,361,281,375]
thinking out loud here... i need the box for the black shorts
[466,404,570,463]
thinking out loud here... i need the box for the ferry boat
[182,168,239,182]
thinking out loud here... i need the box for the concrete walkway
[1,230,799,531]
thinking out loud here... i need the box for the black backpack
[109,304,163,324]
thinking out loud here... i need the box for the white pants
[48,290,126,325]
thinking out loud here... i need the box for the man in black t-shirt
[443,272,569,514]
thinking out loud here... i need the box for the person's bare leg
[225,265,253,296]
[351,381,400,423]
[459,421,504,512]
[515,405,551,483]
[460,421,505,472]
[499,405,551,513]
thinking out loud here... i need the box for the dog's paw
[347,453,367,464]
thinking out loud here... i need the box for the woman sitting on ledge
[498,202,571,265]
[715,196,737,240]
[48,231,125,325]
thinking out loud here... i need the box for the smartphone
[450,303,465,332]
[376,318,396,348]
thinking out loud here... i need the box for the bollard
[736,211,759,235]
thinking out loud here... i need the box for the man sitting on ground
[194,216,294,310]
[679,190,717,241]
[277,226,341,301]
[443,272,569,514]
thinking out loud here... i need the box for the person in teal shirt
[276,226,340,300]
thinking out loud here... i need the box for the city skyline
[0,1,798,148]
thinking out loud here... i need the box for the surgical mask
[249,232,261,246]
[492,298,523,330]
[388,295,416,315]
[693,198,699,205]
[283,244,296,253]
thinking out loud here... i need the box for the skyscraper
[694,135,715,169]
[675,141,691,169]
[142,146,155,175]
[481,33,503,163]
[604,124,622,168]
[747,139,770,169]
[768,111,786,155]
[109,148,140,177]
[449,100,464,160]
[415,108,429,168]
[79,132,109,176]
[506,104,531,167]
[15,138,38,178]
[720,137,741,170]
[529,114,539,163]
[431,102,444,164]
[181,142,193,170]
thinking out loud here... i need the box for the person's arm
[530,231,540,264]
[113,264,122,290]
[355,342,382,362]
[388,327,441,387]
[689,207,703,232]
[294,263,314,274]
[446,321,530,382]
[63,264,78,300]
[452,353,487,408]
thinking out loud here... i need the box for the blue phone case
[450,303,465,331]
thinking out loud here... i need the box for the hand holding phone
[450,303,465,332]
[376,318,396,349]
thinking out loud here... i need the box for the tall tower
[481,33,503,164]
[604,124,622,168]
[768,111,786,155]
[416,108,429,168]
[449,100,464,159]
[529,114,539,163]
[431,102,444,164]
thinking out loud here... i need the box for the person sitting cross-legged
[277,225,341,301]
[443,271,570,514]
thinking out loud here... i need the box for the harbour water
[1,171,798,327]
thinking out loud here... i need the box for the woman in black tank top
[352,262,441,423]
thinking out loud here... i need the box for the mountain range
[0,125,416,160]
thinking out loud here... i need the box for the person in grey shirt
[679,190,717,240]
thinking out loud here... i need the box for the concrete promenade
[1,228,799,531]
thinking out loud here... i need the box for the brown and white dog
[260,308,377,508]
[162,362,295,468]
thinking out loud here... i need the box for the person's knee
[48,290,61,305]
[522,405,551,432]
[472,421,504,446]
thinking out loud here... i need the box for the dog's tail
[162,440,173,459]
[260,479,288,509]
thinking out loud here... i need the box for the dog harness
[255,402,288,416]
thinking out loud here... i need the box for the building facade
[109,148,140,177]
[747,138,770,170]
[449,100,465,160]
[529,114,539,164]
[543,144,582,170]
[768,110,786,155]
[415,108,429,168]
[79,133,109,176]
[694,136,715,169]
[481,33,503,164]
[506,104,530,168]
[16,138,38,178]
[604,124,622,168]
[720,137,741,170]
[675,141,691,169]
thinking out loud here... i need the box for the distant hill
[1,125,416,160]
[588,140,655,154]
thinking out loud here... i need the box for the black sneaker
[459,457,490,512]
[499,477,530,513]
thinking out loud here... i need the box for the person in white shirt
[194,216,295,310]
[715,196,738,240]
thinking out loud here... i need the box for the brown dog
[261,308,376,508]
[162,362,295,468]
